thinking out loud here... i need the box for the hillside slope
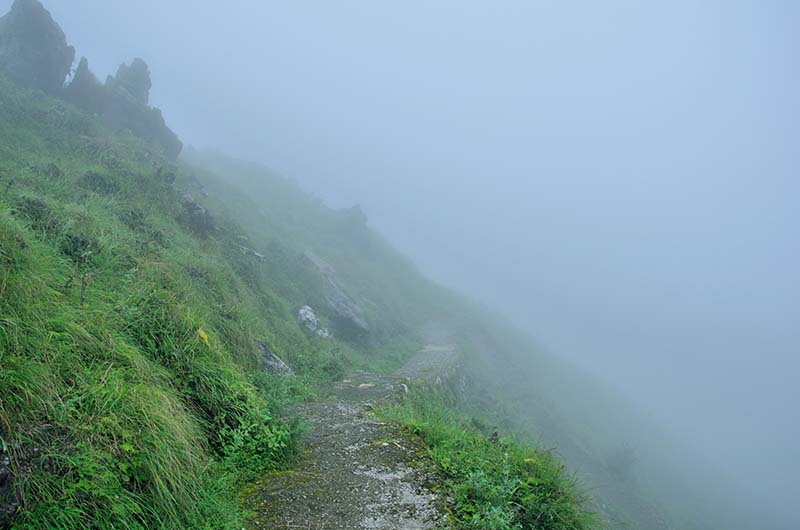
[0,2,770,529]
[0,71,597,528]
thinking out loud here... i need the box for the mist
[15,1,798,526]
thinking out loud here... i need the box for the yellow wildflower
[198,327,210,347]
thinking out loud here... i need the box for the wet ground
[243,343,461,529]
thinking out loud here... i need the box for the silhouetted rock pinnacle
[0,0,74,94]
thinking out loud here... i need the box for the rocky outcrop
[298,305,331,338]
[0,0,74,94]
[326,280,369,333]
[256,341,294,375]
[0,1,183,160]
[304,250,369,337]
[108,58,151,106]
[62,57,104,114]
[94,58,182,160]
[180,192,213,238]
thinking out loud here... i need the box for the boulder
[298,305,320,331]
[0,0,75,94]
[297,305,331,338]
[256,341,293,375]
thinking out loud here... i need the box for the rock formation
[256,341,294,375]
[0,1,183,160]
[0,0,74,94]
[108,58,151,106]
[62,57,104,114]
[62,56,183,160]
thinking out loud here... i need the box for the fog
[16,1,798,526]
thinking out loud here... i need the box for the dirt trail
[243,342,461,529]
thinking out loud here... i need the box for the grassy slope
[0,76,598,529]
[0,76,431,528]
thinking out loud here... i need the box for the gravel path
[243,342,461,529]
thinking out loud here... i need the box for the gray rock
[297,305,331,338]
[325,280,369,332]
[0,0,75,94]
[257,341,293,375]
[298,304,320,331]
[304,250,369,334]
[108,58,151,106]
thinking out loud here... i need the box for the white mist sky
[7,0,797,524]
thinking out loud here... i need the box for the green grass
[0,212,250,528]
[381,385,600,530]
[0,75,382,528]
